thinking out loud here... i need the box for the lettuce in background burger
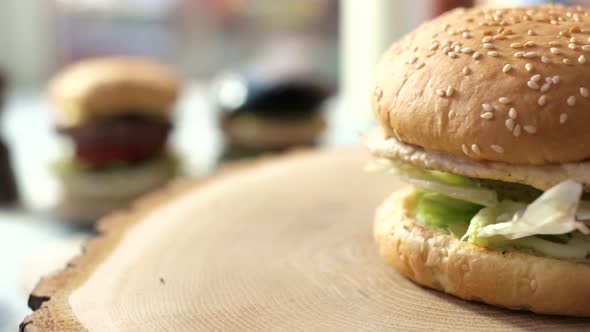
[48,57,180,222]
[366,4,590,316]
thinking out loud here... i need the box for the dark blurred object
[215,73,330,160]
[0,72,19,204]
[432,0,474,16]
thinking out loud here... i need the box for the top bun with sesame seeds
[370,4,590,165]
[49,56,180,128]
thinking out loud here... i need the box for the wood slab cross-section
[21,148,590,331]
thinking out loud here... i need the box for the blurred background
[1,0,588,330]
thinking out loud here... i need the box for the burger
[215,74,329,160]
[48,57,180,221]
[366,5,590,316]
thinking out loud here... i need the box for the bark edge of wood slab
[20,151,283,332]
[20,177,197,332]
[19,147,590,331]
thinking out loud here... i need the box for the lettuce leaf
[366,159,498,207]
[415,191,481,228]
[476,180,589,240]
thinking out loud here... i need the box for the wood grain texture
[20,147,590,331]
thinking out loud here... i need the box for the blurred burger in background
[48,57,180,222]
[215,73,329,160]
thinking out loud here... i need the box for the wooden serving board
[21,148,589,331]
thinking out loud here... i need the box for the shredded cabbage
[476,180,590,240]
[461,201,525,242]
[367,159,590,259]
[515,235,590,260]
[366,159,498,207]
[576,200,590,221]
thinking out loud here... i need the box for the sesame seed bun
[375,187,590,317]
[371,5,590,165]
[49,57,180,128]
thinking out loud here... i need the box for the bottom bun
[55,155,178,224]
[374,187,590,317]
[55,195,136,225]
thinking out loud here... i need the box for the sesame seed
[415,63,425,69]
[540,82,552,93]
[571,26,582,33]
[481,112,494,120]
[505,118,515,130]
[560,113,568,124]
[429,43,440,51]
[471,144,481,155]
[461,47,473,54]
[442,46,451,54]
[583,45,590,51]
[454,45,461,53]
[491,145,504,153]
[569,43,580,50]
[509,108,518,119]
[448,52,458,58]
[538,95,547,106]
[550,47,561,54]
[488,51,499,57]
[552,76,561,84]
[436,89,445,97]
[482,103,494,112]
[524,51,537,58]
[541,56,551,64]
[462,31,471,38]
[525,63,534,72]
[527,81,540,90]
[408,57,418,64]
[462,66,471,75]
[473,51,482,60]
[494,34,507,40]
[523,125,537,134]
[568,96,577,106]
[461,144,469,156]
[548,41,561,46]
[560,31,571,37]
[531,74,542,82]
[563,58,572,65]
[510,42,523,49]
[448,110,456,120]
[446,86,455,97]
[499,97,510,104]
[502,64,512,73]
[513,124,522,137]
[482,36,493,43]
[524,41,536,47]
[580,87,589,97]
[570,36,580,43]
[580,55,587,64]
[514,51,525,58]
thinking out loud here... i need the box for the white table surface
[0,82,363,331]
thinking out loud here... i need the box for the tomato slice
[59,116,172,167]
